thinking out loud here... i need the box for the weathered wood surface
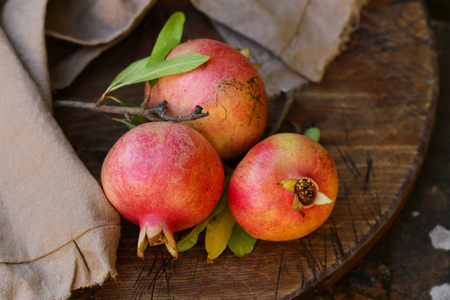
[55,0,437,298]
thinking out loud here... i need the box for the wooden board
[54,0,438,298]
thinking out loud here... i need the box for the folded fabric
[0,0,155,299]
[191,0,368,97]
[47,0,158,90]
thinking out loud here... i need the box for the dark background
[315,1,450,299]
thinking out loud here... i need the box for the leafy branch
[54,11,210,129]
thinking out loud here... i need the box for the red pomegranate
[101,122,225,258]
[147,38,268,161]
[227,133,338,241]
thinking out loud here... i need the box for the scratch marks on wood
[344,183,374,230]
[333,140,362,178]
[133,263,147,288]
[147,251,173,299]
[329,225,345,259]
[129,249,175,300]
[299,237,323,279]
[323,228,328,269]
[363,151,382,219]
[364,151,373,191]
[335,147,383,229]
[367,192,383,219]
[343,183,359,244]
[296,262,308,289]
[191,248,202,281]
[274,247,284,300]
[356,198,374,228]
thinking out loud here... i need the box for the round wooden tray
[56,0,438,298]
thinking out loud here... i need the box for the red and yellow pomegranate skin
[227,133,338,241]
[101,122,224,258]
[148,38,268,161]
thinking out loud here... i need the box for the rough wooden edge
[287,3,440,299]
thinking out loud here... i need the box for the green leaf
[105,57,148,93]
[147,11,185,67]
[116,116,148,129]
[205,206,235,262]
[104,12,186,95]
[107,96,137,107]
[111,118,137,130]
[130,115,148,126]
[108,53,209,92]
[177,174,231,252]
[227,223,257,258]
[176,199,226,252]
[145,11,185,94]
[303,126,321,142]
[108,96,148,128]
[112,116,148,129]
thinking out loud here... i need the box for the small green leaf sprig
[54,12,210,127]
[177,171,258,262]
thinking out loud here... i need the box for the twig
[124,111,132,123]
[96,93,107,107]
[54,100,209,122]
[267,89,295,136]
[141,91,151,109]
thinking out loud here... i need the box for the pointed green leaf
[176,201,225,252]
[176,220,208,253]
[107,96,137,107]
[129,115,148,126]
[205,206,236,261]
[177,174,231,252]
[228,223,257,258]
[112,118,137,130]
[104,12,186,95]
[108,53,209,92]
[145,11,185,93]
[147,11,185,66]
[105,57,148,93]
[112,115,148,130]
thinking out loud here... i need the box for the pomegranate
[147,38,268,161]
[101,122,224,258]
[227,133,338,241]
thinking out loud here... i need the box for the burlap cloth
[0,0,366,299]
[191,0,368,97]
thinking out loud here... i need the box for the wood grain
[53,0,438,298]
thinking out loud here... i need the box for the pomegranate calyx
[277,178,333,210]
[137,220,178,259]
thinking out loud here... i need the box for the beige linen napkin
[0,0,155,299]
[46,0,158,90]
[191,0,368,97]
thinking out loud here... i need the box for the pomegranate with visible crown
[101,122,224,258]
[227,133,338,241]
